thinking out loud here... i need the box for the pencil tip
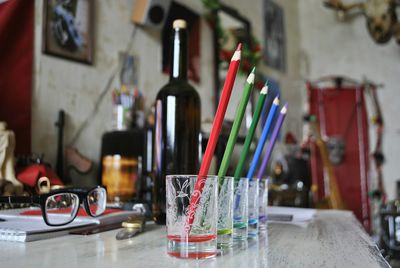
[232,45,241,61]
[247,71,255,84]
[281,104,288,114]
[273,97,280,105]
[251,67,256,73]
[260,85,268,94]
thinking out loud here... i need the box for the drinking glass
[217,176,234,248]
[248,178,259,237]
[233,177,248,240]
[258,178,269,231]
[166,175,218,259]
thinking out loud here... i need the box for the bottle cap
[173,19,186,29]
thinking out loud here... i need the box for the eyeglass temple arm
[0,196,38,205]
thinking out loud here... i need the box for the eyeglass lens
[87,187,107,216]
[45,193,80,225]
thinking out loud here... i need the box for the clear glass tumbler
[217,176,234,248]
[233,177,249,241]
[166,175,218,259]
[248,178,259,237]
[258,178,269,231]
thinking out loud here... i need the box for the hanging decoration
[324,0,400,45]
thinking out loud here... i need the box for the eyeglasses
[0,186,107,226]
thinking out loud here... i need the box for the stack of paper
[0,207,139,242]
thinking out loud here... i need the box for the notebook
[0,207,139,242]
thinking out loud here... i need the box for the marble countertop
[0,210,389,268]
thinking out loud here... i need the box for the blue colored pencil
[246,97,280,180]
[257,103,288,179]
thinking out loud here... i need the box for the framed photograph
[263,0,286,72]
[42,0,94,65]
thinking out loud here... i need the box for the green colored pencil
[233,81,268,179]
[217,67,256,177]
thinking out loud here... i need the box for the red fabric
[308,85,371,231]
[0,0,34,154]
[16,164,64,187]
[21,208,122,217]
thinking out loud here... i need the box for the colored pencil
[257,103,288,179]
[233,81,268,180]
[217,67,256,177]
[246,97,280,180]
[185,44,242,233]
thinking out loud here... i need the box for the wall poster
[263,0,286,72]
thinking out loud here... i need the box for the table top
[0,210,389,268]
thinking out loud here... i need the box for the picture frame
[263,0,286,72]
[42,0,94,65]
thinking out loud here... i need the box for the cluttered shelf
[0,209,389,268]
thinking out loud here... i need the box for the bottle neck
[170,28,187,81]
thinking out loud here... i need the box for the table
[0,210,389,268]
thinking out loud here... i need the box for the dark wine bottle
[153,19,201,224]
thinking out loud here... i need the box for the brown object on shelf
[99,129,145,203]
[65,146,92,174]
[131,0,171,29]
[102,156,139,203]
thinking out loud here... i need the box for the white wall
[32,0,302,183]
[32,0,400,199]
[298,0,400,199]
[33,0,214,184]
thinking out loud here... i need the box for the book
[0,207,139,242]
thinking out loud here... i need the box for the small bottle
[152,19,201,224]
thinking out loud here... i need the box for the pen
[267,214,293,222]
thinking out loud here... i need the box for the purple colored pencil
[257,103,288,179]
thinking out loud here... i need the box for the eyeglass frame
[0,186,107,226]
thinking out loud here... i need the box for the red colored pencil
[184,44,242,234]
